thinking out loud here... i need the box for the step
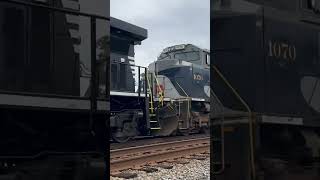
[150,127,161,130]
[150,121,158,123]
[149,114,156,117]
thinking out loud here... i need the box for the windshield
[158,53,171,60]
[206,53,210,65]
[174,51,200,61]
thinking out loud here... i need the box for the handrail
[175,80,189,99]
[212,65,256,179]
[210,87,226,175]
[175,80,192,124]
[146,72,154,114]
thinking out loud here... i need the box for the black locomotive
[212,0,320,179]
[109,17,151,142]
[109,18,182,142]
[0,0,109,179]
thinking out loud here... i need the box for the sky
[110,0,210,67]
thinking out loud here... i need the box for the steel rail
[110,137,210,173]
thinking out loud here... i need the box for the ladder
[146,71,164,130]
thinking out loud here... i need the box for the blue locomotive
[149,44,210,135]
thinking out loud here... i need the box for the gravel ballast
[110,157,210,180]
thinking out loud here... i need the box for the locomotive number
[268,41,296,62]
[194,74,203,81]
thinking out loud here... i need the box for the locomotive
[0,0,109,179]
[110,31,210,141]
[109,17,153,142]
[148,44,210,134]
[109,19,180,142]
[212,0,320,179]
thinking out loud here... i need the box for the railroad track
[110,134,209,150]
[110,137,210,175]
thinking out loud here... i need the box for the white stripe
[111,91,147,97]
[191,98,206,101]
[155,97,205,102]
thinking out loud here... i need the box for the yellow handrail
[212,65,256,179]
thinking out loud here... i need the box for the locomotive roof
[161,44,209,54]
[111,17,148,44]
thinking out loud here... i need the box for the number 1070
[268,41,296,62]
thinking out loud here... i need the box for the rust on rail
[110,137,210,174]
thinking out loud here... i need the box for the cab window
[206,53,210,65]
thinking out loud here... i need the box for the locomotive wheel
[112,133,130,143]
[112,123,133,143]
